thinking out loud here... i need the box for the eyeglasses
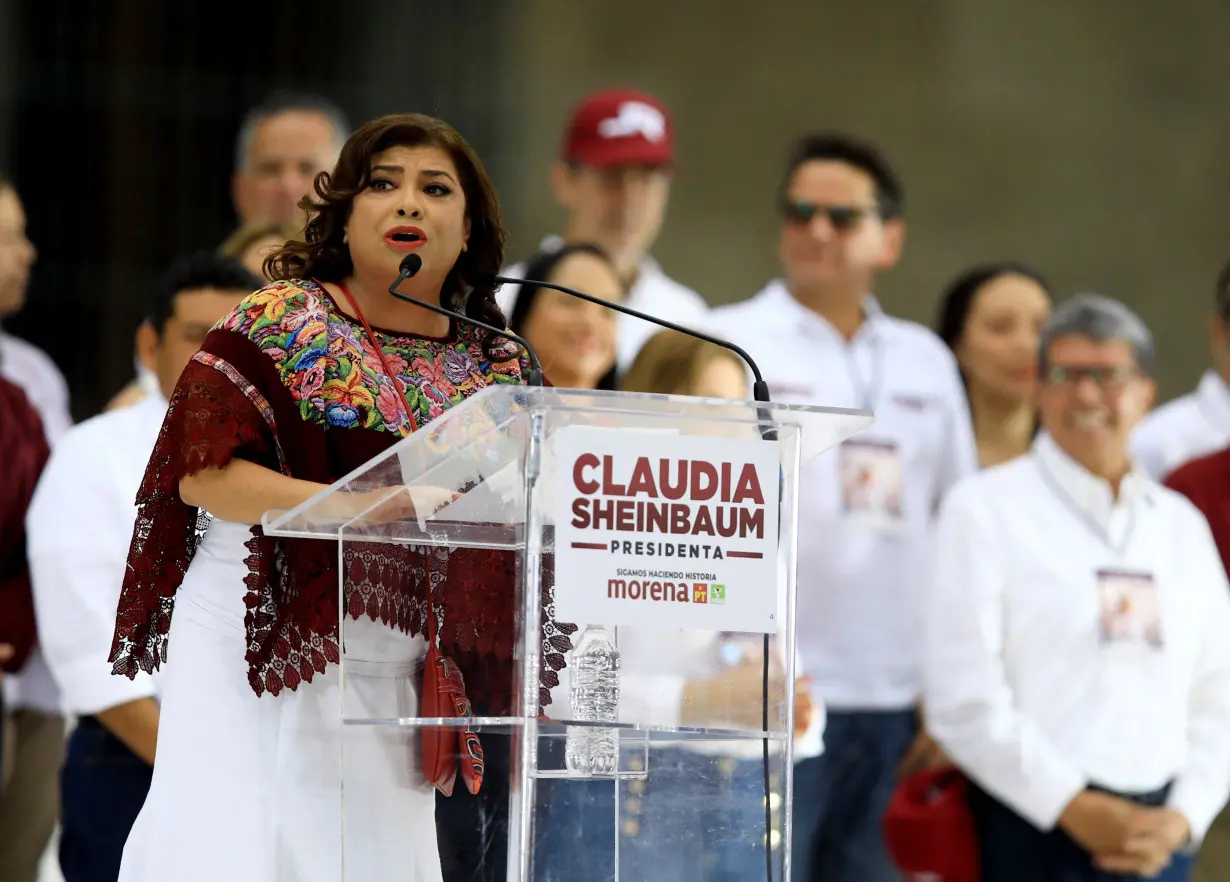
[781,200,878,231]
[1042,364,1139,388]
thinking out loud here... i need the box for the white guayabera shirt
[704,280,978,713]
[925,433,1230,841]
[27,393,169,716]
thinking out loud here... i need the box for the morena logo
[607,579,728,605]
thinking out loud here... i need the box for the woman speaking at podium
[108,114,566,882]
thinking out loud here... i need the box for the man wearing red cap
[499,87,708,372]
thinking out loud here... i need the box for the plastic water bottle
[565,625,621,775]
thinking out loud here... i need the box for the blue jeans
[59,716,152,882]
[791,708,917,882]
[973,785,1193,881]
[535,747,781,881]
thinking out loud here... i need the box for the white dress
[118,519,441,882]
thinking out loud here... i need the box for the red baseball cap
[561,88,674,169]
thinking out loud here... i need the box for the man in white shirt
[705,133,977,882]
[1131,261,1230,480]
[27,253,259,882]
[497,88,708,373]
[925,295,1230,881]
[0,172,73,882]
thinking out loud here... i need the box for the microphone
[489,271,771,404]
[389,254,543,386]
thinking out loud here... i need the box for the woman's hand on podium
[340,485,461,525]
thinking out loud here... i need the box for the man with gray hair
[231,90,349,227]
[922,295,1230,880]
[105,92,350,412]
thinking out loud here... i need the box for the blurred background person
[508,242,624,389]
[1132,261,1230,481]
[935,262,1052,468]
[0,373,52,882]
[925,295,1230,881]
[0,174,70,437]
[0,172,71,882]
[104,92,347,413]
[218,219,303,281]
[708,131,974,880]
[620,328,749,399]
[1163,437,1230,882]
[230,90,350,227]
[499,88,708,371]
[27,254,259,882]
[707,132,977,882]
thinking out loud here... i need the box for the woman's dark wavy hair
[266,113,509,351]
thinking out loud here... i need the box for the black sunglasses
[781,200,878,231]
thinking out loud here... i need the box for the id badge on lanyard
[839,438,904,533]
[837,332,902,532]
[1037,458,1162,650]
[1096,569,1163,648]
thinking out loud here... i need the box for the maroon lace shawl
[0,375,51,673]
[108,318,573,715]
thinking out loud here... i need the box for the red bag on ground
[882,767,980,882]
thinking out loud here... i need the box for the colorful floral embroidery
[218,280,526,436]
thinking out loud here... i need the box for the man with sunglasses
[1131,261,1230,480]
[706,133,977,882]
[925,295,1230,881]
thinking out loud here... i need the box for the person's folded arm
[924,486,1086,830]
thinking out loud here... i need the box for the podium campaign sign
[552,426,780,633]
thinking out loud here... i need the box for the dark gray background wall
[501,0,1230,401]
[2,0,1226,414]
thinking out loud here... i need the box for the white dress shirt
[27,393,168,715]
[0,328,72,443]
[704,280,977,710]
[497,234,710,372]
[924,434,1230,840]
[1,327,73,715]
[1132,370,1230,480]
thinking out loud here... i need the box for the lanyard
[1035,456,1139,558]
[842,330,882,412]
[336,280,415,429]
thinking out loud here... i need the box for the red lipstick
[384,225,427,250]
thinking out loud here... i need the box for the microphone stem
[389,275,544,385]
[491,274,768,397]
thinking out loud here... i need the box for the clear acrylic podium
[263,385,869,881]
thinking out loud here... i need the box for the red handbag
[335,281,485,797]
[419,586,484,797]
[882,767,980,882]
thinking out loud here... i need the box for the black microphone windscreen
[399,253,423,278]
